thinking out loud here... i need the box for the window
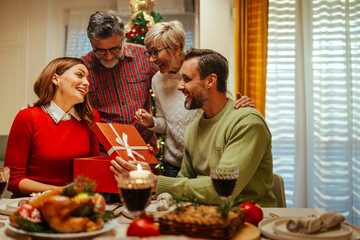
[65,3,197,58]
[266,0,360,224]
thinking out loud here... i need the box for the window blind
[266,0,360,224]
[266,0,297,207]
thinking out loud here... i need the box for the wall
[199,0,235,97]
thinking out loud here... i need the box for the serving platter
[5,219,117,239]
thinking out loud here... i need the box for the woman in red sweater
[4,57,100,198]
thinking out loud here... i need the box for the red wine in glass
[211,167,239,201]
[211,178,237,198]
[120,187,152,212]
[117,171,154,219]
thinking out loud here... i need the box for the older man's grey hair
[87,10,125,40]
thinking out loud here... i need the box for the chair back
[273,173,286,207]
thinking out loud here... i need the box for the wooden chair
[273,173,286,207]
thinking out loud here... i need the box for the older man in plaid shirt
[82,10,158,153]
[82,10,158,203]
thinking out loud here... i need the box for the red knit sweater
[4,107,100,198]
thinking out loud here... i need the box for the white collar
[41,101,81,124]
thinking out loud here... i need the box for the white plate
[0,204,15,215]
[5,219,117,239]
[259,217,353,240]
[263,208,326,219]
[5,197,30,211]
[0,197,31,215]
[5,202,19,211]
[121,201,176,221]
[145,201,176,220]
[259,217,301,240]
[272,218,352,240]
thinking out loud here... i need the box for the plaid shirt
[82,43,158,150]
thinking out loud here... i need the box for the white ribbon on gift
[107,123,148,161]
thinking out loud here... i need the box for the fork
[266,211,280,218]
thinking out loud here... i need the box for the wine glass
[0,167,10,199]
[116,172,154,219]
[210,166,239,201]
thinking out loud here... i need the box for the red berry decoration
[240,201,263,226]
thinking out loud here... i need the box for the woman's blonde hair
[33,57,95,126]
[144,20,186,55]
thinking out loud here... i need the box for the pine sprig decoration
[217,200,238,219]
[14,213,54,233]
[133,11,149,26]
[173,194,200,213]
[62,176,96,197]
[151,11,163,23]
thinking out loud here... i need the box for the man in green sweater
[111,48,277,207]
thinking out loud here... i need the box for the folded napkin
[286,211,345,234]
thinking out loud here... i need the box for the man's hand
[110,156,159,188]
[135,109,154,128]
[233,92,255,109]
[110,156,152,176]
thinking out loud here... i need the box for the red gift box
[73,123,158,193]
[74,156,118,193]
[91,122,158,165]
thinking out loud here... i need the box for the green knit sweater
[155,99,277,207]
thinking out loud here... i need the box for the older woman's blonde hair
[144,20,186,55]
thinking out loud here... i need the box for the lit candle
[129,164,151,180]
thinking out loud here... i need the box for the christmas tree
[125,11,163,45]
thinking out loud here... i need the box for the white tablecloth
[0,198,359,240]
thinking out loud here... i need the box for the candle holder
[117,168,154,219]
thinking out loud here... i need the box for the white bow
[107,123,148,161]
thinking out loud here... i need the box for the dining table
[0,197,359,240]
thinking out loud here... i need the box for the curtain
[235,0,269,116]
[266,0,360,225]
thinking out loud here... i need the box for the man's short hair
[185,48,228,93]
[87,10,125,40]
[144,21,186,54]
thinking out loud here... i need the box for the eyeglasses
[93,46,122,55]
[146,47,169,58]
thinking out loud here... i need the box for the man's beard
[99,56,121,69]
[184,88,207,110]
